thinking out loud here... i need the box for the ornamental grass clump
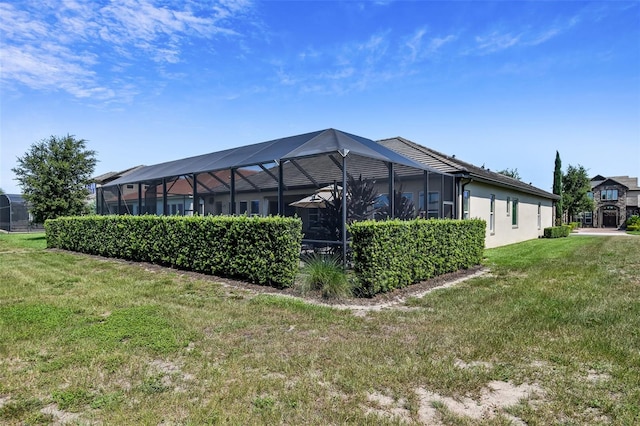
[300,253,351,299]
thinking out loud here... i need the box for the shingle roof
[378,137,559,200]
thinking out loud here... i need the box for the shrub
[300,253,351,299]
[543,225,571,238]
[626,215,640,231]
[568,222,580,231]
[45,215,302,287]
[349,219,485,296]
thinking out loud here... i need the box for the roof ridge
[380,136,467,172]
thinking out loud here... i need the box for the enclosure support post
[342,154,348,265]
[97,188,102,215]
[192,173,198,216]
[117,186,122,215]
[440,174,444,218]
[388,163,395,219]
[424,170,429,216]
[278,161,284,215]
[162,178,168,216]
[230,169,236,215]
[137,183,142,216]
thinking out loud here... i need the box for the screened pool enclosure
[0,194,43,232]
[98,129,457,259]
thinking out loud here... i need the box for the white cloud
[0,0,254,101]
[475,31,521,54]
[402,28,456,64]
[405,27,428,63]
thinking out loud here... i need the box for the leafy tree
[12,135,97,223]
[553,151,563,225]
[562,164,594,222]
[0,187,4,195]
[498,168,521,180]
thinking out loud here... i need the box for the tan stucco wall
[465,181,554,248]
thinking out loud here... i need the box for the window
[584,211,593,225]
[587,192,594,200]
[506,196,511,216]
[601,189,618,201]
[462,190,470,219]
[250,200,260,215]
[239,201,248,214]
[512,199,519,227]
[374,194,388,210]
[489,194,495,234]
[308,208,320,227]
[537,202,542,230]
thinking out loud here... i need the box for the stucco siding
[466,181,553,248]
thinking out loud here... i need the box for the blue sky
[1,0,639,195]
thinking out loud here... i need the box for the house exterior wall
[465,181,553,248]
[208,177,553,248]
[627,189,640,220]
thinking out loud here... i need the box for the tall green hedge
[45,215,302,287]
[349,219,486,296]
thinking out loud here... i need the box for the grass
[1,232,639,424]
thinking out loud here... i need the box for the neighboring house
[97,169,257,215]
[581,175,640,228]
[98,129,559,249]
[94,166,145,214]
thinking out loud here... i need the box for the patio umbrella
[289,185,342,208]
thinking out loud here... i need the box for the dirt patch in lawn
[365,380,544,424]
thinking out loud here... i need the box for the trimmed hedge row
[45,215,303,287]
[543,225,571,238]
[349,219,486,296]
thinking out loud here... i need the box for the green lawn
[1,232,639,425]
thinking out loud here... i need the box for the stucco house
[378,137,559,248]
[97,129,559,249]
[581,175,640,228]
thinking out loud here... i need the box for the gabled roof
[592,177,628,189]
[105,129,433,188]
[378,137,560,200]
[591,175,640,191]
[591,175,639,190]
